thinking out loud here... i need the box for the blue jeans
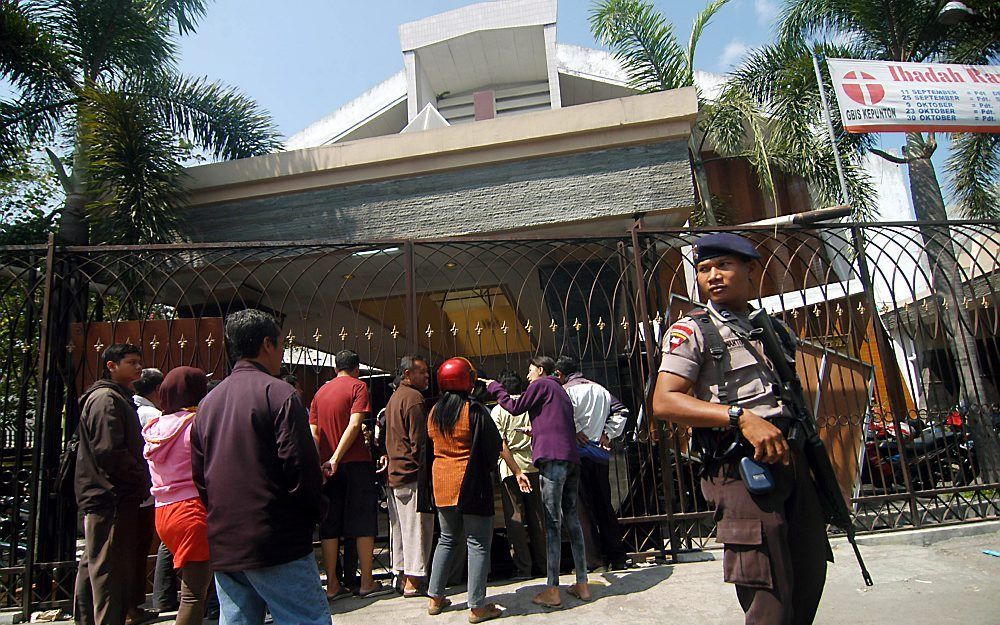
[427,507,493,609]
[215,553,330,625]
[538,460,588,587]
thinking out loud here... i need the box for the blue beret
[692,233,761,263]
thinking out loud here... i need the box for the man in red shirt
[310,349,391,600]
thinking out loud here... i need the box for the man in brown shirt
[383,355,433,596]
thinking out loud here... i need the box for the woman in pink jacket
[143,367,210,625]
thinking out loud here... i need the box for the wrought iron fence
[0,221,997,614]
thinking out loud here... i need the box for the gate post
[23,235,57,618]
[628,224,680,562]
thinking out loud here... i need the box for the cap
[692,233,761,264]
[437,357,477,393]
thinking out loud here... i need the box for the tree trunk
[906,133,1000,483]
[688,132,718,226]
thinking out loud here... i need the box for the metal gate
[0,221,997,614]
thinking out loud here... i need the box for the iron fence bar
[404,241,418,355]
[628,222,678,562]
[23,235,56,618]
[850,225,921,527]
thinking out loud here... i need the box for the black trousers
[576,458,626,566]
[152,542,179,610]
[153,543,219,615]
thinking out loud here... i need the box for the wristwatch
[728,405,744,430]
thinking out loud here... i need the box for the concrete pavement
[50,524,1000,625]
[317,528,999,625]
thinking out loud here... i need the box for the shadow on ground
[329,565,674,617]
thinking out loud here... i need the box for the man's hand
[375,455,388,474]
[599,432,612,451]
[480,378,495,387]
[515,471,532,493]
[575,431,589,446]
[739,412,789,465]
[322,458,339,477]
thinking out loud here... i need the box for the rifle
[749,308,874,587]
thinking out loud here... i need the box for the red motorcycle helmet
[437,357,477,393]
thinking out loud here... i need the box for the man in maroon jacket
[191,310,329,625]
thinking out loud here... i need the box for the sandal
[567,585,593,602]
[357,581,394,598]
[428,598,452,616]
[531,595,562,609]
[327,586,352,603]
[469,604,503,624]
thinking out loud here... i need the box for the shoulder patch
[666,324,695,353]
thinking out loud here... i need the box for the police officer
[652,233,830,625]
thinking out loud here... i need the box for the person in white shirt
[133,368,163,427]
[132,368,176,614]
[554,356,630,570]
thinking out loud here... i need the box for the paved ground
[46,525,1000,625]
[313,529,1000,625]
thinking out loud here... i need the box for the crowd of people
[72,310,632,625]
[71,233,839,625]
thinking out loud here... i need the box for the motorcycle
[860,411,978,493]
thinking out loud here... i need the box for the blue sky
[176,0,779,138]
[176,0,934,183]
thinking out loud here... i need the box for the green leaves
[0,0,281,244]
[82,89,187,245]
[590,0,688,92]
[947,133,1000,221]
[133,74,281,160]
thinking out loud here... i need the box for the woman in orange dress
[418,358,531,624]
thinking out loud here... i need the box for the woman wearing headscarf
[142,367,210,625]
[418,358,531,624]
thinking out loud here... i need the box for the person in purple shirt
[484,356,591,608]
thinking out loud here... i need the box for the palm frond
[706,40,878,220]
[946,133,1000,220]
[72,0,177,80]
[129,73,281,160]
[0,96,75,174]
[147,0,208,35]
[82,88,188,244]
[590,0,688,92]
[686,0,731,81]
[0,0,78,97]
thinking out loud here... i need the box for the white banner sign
[827,58,1000,133]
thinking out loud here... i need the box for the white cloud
[718,40,749,70]
[754,0,779,25]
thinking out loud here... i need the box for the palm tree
[590,0,879,224]
[0,0,281,245]
[736,0,1000,482]
[590,0,733,225]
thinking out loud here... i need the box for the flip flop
[531,596,562,609]
[468,604,503,624]
[567,585,593,602]
[428,598,452,615]
[403,588,426,598]
[357,581,394,598]
[326,587,352,603]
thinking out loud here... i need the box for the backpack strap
[686,309,748,473]
[687,309,732,404]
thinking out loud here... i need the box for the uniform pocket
[716,519,773,589]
